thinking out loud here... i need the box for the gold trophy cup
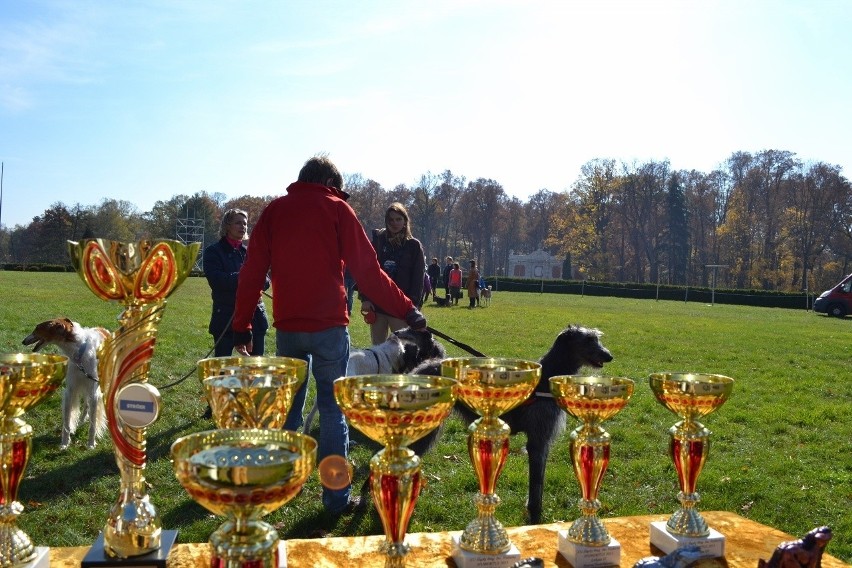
[0,353,67,568]
[334,375,457,568]
[171,428,316,568]
[649,372,734,556]
[550,375,634,567]
[69,238,198,563]
[440,357,540,565]
[198,356,308,429]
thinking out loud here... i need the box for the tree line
[1,149,850,293]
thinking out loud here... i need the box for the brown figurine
[758,526,832,568]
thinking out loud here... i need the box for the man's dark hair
[298,154,343,190]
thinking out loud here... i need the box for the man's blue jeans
[278,326,351,513]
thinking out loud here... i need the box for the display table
[48,511,849,567]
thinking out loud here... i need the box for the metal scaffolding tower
[176,216,204,271]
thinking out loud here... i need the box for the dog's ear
[401,342,420,373]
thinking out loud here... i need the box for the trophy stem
[99,302,165,558]
[0,419,36,566]
[567,423,612,546]
[459,417,511,554]
[210,518,280,568]
[371,446,422,566]
[667,419,710,537]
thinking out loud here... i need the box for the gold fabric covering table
[48,511,849,567]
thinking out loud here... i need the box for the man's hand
[405,308,427,330]
[233,330,252,356]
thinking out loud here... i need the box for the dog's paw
[59,443,70,451]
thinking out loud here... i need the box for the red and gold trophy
[69,238,198,565]
[334,374,457,568]
[171,428,316,568]
[649,372,734,557]
[192,355,313,567]
[440,358,540,568]
[550,375,634,567]
[0,353,67,568]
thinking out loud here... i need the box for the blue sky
[2,0,851,229]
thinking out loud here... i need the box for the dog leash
[425,326,487,357]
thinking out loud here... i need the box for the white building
[508,250,563,279]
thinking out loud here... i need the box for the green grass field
[0,271,849,561]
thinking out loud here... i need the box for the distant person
[466,259,480,309]
[231,155,427,516]
[422,270,432,305]
[203,208,269,357]
[427,257,442,301]
[442,256,454,302]
[448,262,462,305]
[360,202,426,345]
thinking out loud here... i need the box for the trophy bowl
[0,353,67,566]
[550,375,634,548]
[198,356,308,429]
[440,357,541,555]
[334,374,457,567]
[649,372,734,538]
[171,428,317,567]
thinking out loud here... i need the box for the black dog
[410,324,614,524]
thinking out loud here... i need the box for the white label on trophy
[558,531,621,568]
[117,383,161,428]
[451,536,522,568]
[650,521,726,557]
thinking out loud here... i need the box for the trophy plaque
[171,428,316,568]
[69,238,198,565]
[440,357,541,568]
[649,372,734,557]
[334,374,457,568]
[0,353,67,568]
[550,375,634,568]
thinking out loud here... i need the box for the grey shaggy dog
[409,324,614,524]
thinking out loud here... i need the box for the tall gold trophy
[69,238,198,565]
[0,353,67,568]
[440,358,540,568]
[649,372,734,557]
[550,375,634,567]
[334,375,457,568]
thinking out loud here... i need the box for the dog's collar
[73,339,99,383]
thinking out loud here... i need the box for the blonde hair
[219,209,248,238]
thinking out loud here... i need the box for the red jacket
[233,182,416,333]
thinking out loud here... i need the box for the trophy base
[558,532,621,567]
[18,546,50,568]
[451,535,521,568]
[82,530,178,568]
[650,521,725,557]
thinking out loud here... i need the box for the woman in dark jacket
[360,202,425,345]
[203,208,269,356]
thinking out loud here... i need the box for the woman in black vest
[360,202,425,345]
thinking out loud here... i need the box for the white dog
[22,318,109,449]
[303,328,445,432]
[481,285,492,307]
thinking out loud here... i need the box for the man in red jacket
[232,154,427,515]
